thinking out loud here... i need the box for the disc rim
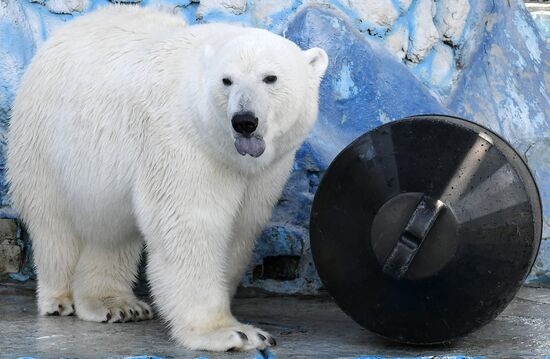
[309,114,543,343]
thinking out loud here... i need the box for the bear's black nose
[231,111,258,135]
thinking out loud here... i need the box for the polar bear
[6,5,328,352]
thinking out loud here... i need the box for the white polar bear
[6,5,328,352]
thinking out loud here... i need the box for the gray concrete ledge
[1,280,549,359]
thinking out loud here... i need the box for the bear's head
[195,28,328,171]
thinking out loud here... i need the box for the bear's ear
[303,48,329,77]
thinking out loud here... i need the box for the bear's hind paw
[74,296,153,323]
[39,294,75,316]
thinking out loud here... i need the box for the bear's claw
[258,332,276,347]
[183,324,276,351]
[75,296,153,323]
[102,312,112,323]
[237,331,248,341]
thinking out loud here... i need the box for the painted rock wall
[529,4,550,44]
[1,0,549,292]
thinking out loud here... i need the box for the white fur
[6,5,328,352]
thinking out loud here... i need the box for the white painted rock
[430,43,455,93]
[30,0,89,14]
[252,0,293,25]
[197,0,246,18]
[436,0,470,45]
[397,0,412,13]
[407,0,439,63]
[385,23,409,61]
[346,0,399,32]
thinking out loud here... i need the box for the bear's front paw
[182,323,276,352]
[74,295,153,323]
[39,293,75,316]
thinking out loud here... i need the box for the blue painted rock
[0,0,548,291]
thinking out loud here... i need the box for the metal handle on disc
[382,195,445,279]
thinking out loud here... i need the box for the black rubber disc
[310,115,542,344]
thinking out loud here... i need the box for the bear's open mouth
[234,135,266,158]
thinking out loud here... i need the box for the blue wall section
[444,1,550,285]
[1,0,549,292]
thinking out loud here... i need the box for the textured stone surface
[1,280,550,358]
[197,0,246,18]
[529,6,550,43]
[407,0,439,62]
[345,0,399,32]
[435,0,470,46]
[0,217,17,240]
[0,0,548,294]
[30,0,89,14]
[0,218,19,273]
[0,242,20,273]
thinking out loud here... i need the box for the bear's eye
[263,75,277,84]
[222,78,232,86]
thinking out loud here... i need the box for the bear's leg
[72,237,153,323]
[226,217,261,298]
[135,166,276,351]
[31,219,81,316]
[227,155,295,296]
[145,228,276,351]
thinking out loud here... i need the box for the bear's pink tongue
[234,136,266,158]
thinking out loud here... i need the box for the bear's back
[7,6,196,217]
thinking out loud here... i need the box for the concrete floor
[1,280,549,359]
